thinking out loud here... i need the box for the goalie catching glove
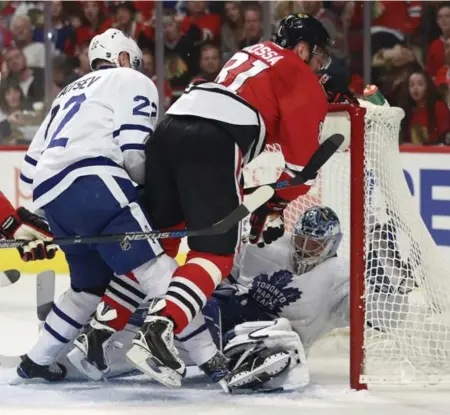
[0,207,58,261]
[249,194,288,247]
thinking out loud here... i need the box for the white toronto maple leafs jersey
[230,234,350,351]
[20,66,158,209]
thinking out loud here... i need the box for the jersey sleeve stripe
[113,124,153,138]
[24,154,38,166]
[20,173,33,184]
[120,143,146,152]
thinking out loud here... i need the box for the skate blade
[126,344,182,388]
[66,348,105,381]
[228,353,290,389]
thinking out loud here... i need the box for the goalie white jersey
[229,234,350,351]
[20,66,158,209]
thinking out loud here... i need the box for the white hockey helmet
[88,28,143,71]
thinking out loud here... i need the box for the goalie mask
[292,206,342,275]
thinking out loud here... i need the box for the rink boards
[1,146,450,273]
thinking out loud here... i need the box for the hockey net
[243,103,450,388]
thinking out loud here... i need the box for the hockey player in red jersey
[0,191,57,261]
[82,14,331,388]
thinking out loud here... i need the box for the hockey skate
[16,355,67,382]
[67,302,117,381]
[199,351,231,393]
[126,299,186,387]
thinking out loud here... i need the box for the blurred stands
[0,0,449,145]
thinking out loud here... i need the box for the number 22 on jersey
[215,52,269,92]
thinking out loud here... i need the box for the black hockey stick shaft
[0,135,342,250]
[243,133,344,194]
[0,185,275,249]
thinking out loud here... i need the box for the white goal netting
[243,103,450,386]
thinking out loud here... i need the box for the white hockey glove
[223,318,309,392]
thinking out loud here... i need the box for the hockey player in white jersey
[58,205,415,391]
[16,29,178,382]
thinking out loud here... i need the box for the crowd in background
[1,0,450,146]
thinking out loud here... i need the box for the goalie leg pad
[224,318,310,392]
[227,348,291,390]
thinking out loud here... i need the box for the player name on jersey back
[242,43,284,66]
[57,75,102,98]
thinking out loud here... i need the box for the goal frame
[327,104,367,390]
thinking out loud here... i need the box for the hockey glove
[249,194,288,247]
[0,207,58,262]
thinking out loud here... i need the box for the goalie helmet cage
[243,103,450,390]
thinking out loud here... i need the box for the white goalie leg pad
[28,288,100,366]
[224,318,309,391]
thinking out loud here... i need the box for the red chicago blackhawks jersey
[216,41,328,201]
[0,191,15,225]
[167,41,327,201]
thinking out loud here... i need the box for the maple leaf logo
[249,269,302,314]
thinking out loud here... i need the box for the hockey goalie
[63,205,416,392]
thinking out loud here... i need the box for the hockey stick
[0,185,275,249]
[0,269,20,287]
[0,271,56,369]
[243,133,344,194]
[0,134,342,250]
[36,270,56,323]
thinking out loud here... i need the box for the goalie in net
[61,205,416,392]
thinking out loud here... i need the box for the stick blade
[0,269,20,287]
[36,270,56,322]
[243,185,275,213]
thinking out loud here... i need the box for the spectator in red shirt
[371,1,421,54]
[400,69,450,145]
[426,3,450,78]
[180,1,221,43]
[75,1,112,50]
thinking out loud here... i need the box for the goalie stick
[0,133,342,250]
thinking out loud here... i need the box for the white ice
[1,274,450,415]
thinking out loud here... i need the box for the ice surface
[1,274,449,415]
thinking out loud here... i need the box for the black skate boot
[17,355,67,382]
[66,302,116,380]
[199,351,231,392]
[126,299,186,387]
[199,351,230,383]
